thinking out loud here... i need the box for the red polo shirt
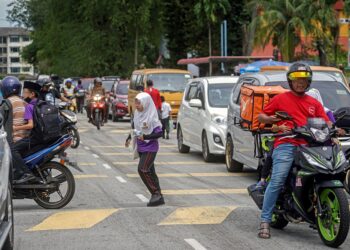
[145,87,162,110]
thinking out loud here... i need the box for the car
[109,80,130,121]
[0,118,14,250]
[177,76,239,162]
[226,71,350,172]
[102,76,120,81]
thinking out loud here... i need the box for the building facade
[0,27,34,76]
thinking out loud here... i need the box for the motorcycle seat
[22,138,60,158]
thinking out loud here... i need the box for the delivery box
[240,85,288,131]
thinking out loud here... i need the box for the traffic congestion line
[158,206,237,225]
[184,239,207,250]
[162,189,247,195]
[27,209,119,231]
[115,176,127,183]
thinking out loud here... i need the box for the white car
[177,76,239,162]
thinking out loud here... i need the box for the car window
[147,73,192,92]
[136,75,143,89]
[265,81,350,111]
[208,83,235,108]
[116,84,129,95]
[130,74,138,90]
[196,83,205,107]
[185,84,198,101]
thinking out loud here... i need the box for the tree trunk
[208,22,212,76]
[316,40,328,66]
[134,27,139,68]
[245,6,258,56]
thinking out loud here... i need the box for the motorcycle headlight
[211,115,226,125]
[93,96,101,101]
[310,127,329,142]
[302,152,329,170]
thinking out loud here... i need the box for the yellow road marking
[74,174,108,179]
[162,188,247,195]
[158,206,237,225]
[78,129,89,133]
[126,172,254,178]
[103,152,179,156]
[27,209,118,231]
[79,163,97,166]
[114,161,209,166]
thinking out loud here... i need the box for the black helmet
[1,76,21,98]
[287,62,313,93]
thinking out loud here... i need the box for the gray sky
[0,0,13,27]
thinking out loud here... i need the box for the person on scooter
[0,77,35,183]
[38,78,69,105]
[62,79,77,110]
[12,81,42,184]
[87,78,108,124]
[257,62,332,239]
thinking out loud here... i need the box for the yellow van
[260,65,348,86]
[128,68,192,120]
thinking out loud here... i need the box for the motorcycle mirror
[275,111,292,120]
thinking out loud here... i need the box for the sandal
[258,222,271,239]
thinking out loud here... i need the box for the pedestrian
[125,92,164,207]
[75,79,85,113]
[144,79,162,119]
[160,96,172,139]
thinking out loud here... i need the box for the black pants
[138,152,161,195]
[76,97,85,113]
[161,117,170,137]
[11,137,40,179]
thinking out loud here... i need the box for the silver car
[177,76,239,162]
[0,122,14,249]
[226,71,350,172]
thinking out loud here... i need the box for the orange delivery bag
[240,85,288,131]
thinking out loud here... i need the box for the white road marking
[135,194,148,203]
[80,141,83,144]
[115,176,127,183]
[184,239,207,250]
[84,146,90,150]
[92,154,99,158]
[103,163,112,169]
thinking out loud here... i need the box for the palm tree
[194,0,230,75]
[250,0,308,62]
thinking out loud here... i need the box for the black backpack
[32,100,63,143]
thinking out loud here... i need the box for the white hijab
[306,88,330,112]
[133,92,162,135]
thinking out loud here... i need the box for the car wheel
[177,126,190,153]
[202,131,215,162]
[3,185,14,250]
[225,136,243,172]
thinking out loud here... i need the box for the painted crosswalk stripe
[103,163,112,169]
[115,176,127,183]
[159,206,237,225]
[79,162,97,166]
[162,189,247,195]
[126,172,254,178]
[185,239,207,250]
[84,146,90,150]
[136,194,148,202]
[74,174,108,179]
[27,209,118,231]
[92,154,99,158]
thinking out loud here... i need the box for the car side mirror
[189,99,203,108]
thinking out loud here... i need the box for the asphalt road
[13,114,350,250]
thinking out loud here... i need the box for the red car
[110,80,129,122]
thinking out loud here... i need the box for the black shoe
[88,118,92,123]
[166,134,169,140]
[147,193,165,207]
[13,173,37,184]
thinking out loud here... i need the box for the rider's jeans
[261,143,296,223]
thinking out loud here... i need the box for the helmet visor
[288,71,311,80]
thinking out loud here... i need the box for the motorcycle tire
[316,188,349,248]
[270,207,289,229]
[69,127,80,149]
[345,169,350,194]
[34,162,75,209]
[95,111,101,130]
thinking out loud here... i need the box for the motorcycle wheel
[69,127,80,149]
[345,169,350,194]
[34,161,75,209]
[316,188,349,248]
[270,205,289,229]
[95,111,101,130]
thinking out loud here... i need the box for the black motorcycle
[59,103,80,148]
[248,111,350,248]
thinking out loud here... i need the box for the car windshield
[208,83,235,108]
[315,71,347,84]
[266,81,350,111]
[147,73,191,92]
[116,83,128,95]
[102,80,115,91]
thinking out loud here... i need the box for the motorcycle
[59,103,80,149]
[248,111,349,248]
[13,134,76,209]
[90,94,106,130]
[65,96,77,113]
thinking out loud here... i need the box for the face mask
[24,97,32,103]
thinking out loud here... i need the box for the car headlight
[310,127,329,142]
[211,115,226,125]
